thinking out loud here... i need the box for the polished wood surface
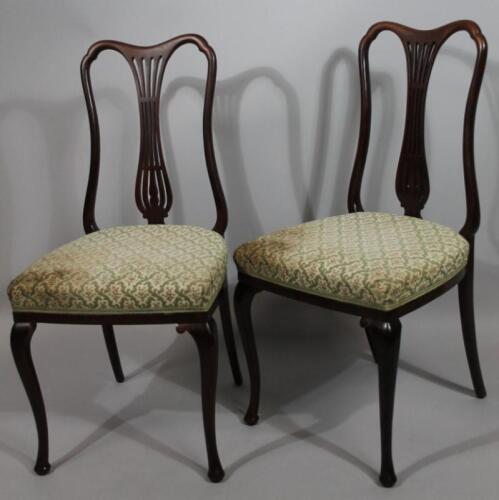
[11,34,241,483]
[236,20,487,488]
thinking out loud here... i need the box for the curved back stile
[347,20,487,244]
[80,34,228,235]
[8,35,242,485]
[231,20,488,490]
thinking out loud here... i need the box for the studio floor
[0,276,498,500]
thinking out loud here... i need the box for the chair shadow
[305,47,358,220]
[52,405,206,479]
[0,298,369,481]
[0,54,453,487]
[0,131,13,303]
[184,295,377,480]
[439,46,499,260]
[305,48,396,221]
[1,314,494,484]
[162,65,307,252]
[0,65,309,479]
[0,295,491,484]
[225,425,378,482]
[104,47,397,471]
[396,428,499,486]
[1,44,495,485]
[31,332,211,479]
[0,87,139,295]
[0,441,33,472]
[359,353,474,397]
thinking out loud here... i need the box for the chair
[233,20,487,487]
[8,34,242,483]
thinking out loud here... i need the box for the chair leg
[234,281,260,426]
[11,322,51,476]
[219,281,243,386]
[363,318,401,488]
[102,325,125,383]
[361,318,378,364]
[188,319,225,483]
[458,264,486,398]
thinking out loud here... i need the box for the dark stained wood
[11,34,241,482]
[237,268,465,323]
[11,323,51,476]
[13,302,219,326]
[102,324,125,383]
[348,20,487,231]
[236,20,487,488]
[188,319,225,483]
[80,34,228,233]
[362,318,401,487]
[458,246,486,398]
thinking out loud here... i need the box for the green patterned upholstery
[234,212,469,311]
[8,225,227,315]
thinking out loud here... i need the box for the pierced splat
[396,39,440,216]
[81,35,228,233]
[348,20,487,235]
[128,55,172,223]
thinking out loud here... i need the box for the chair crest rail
[348,20,487,242]
[80,34,228,233]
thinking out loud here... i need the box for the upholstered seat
[8,224,227,315]
[234,212,468,311]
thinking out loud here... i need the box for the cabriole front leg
[11,322,51,476]
[188,320,225,483]
[363,318,401,488]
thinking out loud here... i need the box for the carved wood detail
[348,20,487,237]
[129,54,171,223]
[81,34,228,233]
[396,39,439,216]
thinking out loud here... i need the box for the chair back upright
[80,35,228,234]
[348,20,487,245]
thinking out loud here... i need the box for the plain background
[0,1,498,499]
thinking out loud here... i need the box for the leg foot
[188,320,225,483]
[244,412,259,426]
[234,281,260,426]
[362,318,401,488]
[207,462,225,483]
[458,260,486,398]
[102,325,125,383]
[11,322,52,476]
[219,281,243,386]
[34,461,51,476]
[379,468,397,488]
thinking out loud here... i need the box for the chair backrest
[80,34,227,234]
[348,20,487,243]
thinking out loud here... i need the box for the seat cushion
[8,225,227,315]
[234,212,469,311]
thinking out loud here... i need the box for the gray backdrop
[0,2,498,499]
[1,0,499,292]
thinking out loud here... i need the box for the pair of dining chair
[7,20,486,488]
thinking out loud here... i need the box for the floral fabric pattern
[8,225,227,315]
[234,212,469,311]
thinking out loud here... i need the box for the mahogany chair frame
[11,34,242,483]
[234,20,487,487]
